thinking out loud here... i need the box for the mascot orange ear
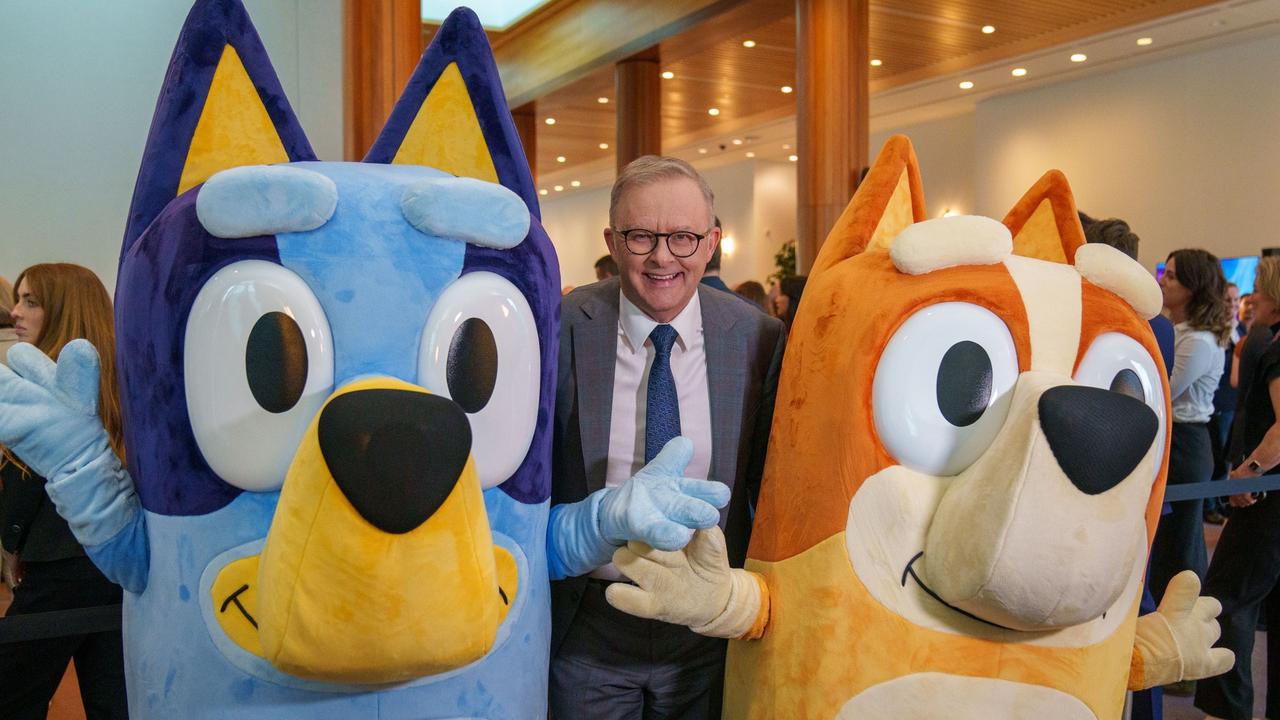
[1001,170,1086,265]
[810,134,926,280]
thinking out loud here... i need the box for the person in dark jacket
[1,263,128,720]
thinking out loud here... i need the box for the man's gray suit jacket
[550,277,786,655]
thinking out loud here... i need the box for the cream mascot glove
[1130,570,1235,690]
[606,526,769,640]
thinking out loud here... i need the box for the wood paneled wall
[344,0,423,160]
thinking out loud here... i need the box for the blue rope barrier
[1162,473,1280,502]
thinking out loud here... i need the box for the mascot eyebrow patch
[196,165,338,239]
[401,176,531,249]
[890,215,1013,275]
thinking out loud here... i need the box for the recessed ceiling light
[598,142,609,150]
[1011,67,1027,77]
[570,180,581,187]
[698,148,708,154]
[708,107,720,116]
[782,143,791,150]
[544,117,556,125]
[1136,37,1153,46]
[959,80,974,89]
[780,85,793,94]
[745,151,756,158]
[556,155,566,163]
[539,189,548,196]
[553,185,564,192]
[870,58,883,67]
[597,96,609,103]
[1070,53,1087,63]
[661,71,675,79]
[732,138,743,145]
[742,40,756,48]
[788,154,798,162]
[981,25,996,34]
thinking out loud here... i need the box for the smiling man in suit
[549,156,787,719]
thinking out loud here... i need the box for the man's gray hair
[609,155,715,227]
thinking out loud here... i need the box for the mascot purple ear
[364,7,539,219]
[122,0,315,264]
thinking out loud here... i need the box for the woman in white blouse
[1149,249,1233,605]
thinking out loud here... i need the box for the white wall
[871,112,976,221]
[0,0,344,292]
[975,33,1280,269]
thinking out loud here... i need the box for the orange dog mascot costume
[606,136,1234,718]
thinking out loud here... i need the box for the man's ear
[123,0,314,263]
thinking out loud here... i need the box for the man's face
[605,177,719,323]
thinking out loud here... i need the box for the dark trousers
[1150,422,1211,602]
[550,579,726,720]
[0,557,128,720]
[1195,494,1280,719]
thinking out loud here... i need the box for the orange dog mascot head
[726,135,1177,719]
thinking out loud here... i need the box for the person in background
[1195,256,1280,720]
[0,263,128,720]
[734,280,768,311]
[0,275,16,364]
[776,275,808,333]
[594,254,619,281]
[1206,283,1244,524]
[1149,249,1232,609]
[699,218,733,294]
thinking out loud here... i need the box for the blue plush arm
[547,437,731,581]
[0,342,149,593]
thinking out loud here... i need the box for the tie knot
[649,324,678,356]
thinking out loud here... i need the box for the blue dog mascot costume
[0,1,726,717]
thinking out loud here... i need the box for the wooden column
[344,0,423,160]
[795,0,869,273]
[615,47,662,174]
[511,102,538,183]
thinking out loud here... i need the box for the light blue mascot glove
[547,436,730,580]
[0,341,149,593]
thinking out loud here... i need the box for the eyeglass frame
[609,227,716,258]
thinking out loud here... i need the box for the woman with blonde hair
[1148,249,1233,608]
[1,263,127,719]
[1197,256,1280,718]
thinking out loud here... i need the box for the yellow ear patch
[179,45,289,195]
[1011,199,1069,264]
[393,63,499,183]
[867,170,917,252]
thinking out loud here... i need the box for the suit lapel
[574,286,619,492]
[701,288,746,488]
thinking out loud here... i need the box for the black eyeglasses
[612,228,711,258]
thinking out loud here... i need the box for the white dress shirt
[591,290,713,580]
[1170,322,1225,424]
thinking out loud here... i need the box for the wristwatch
[1248,459,1264,473]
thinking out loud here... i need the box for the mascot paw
[1132,571,1235,689]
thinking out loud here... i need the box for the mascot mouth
[901,552,1018,631]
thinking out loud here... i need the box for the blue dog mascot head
[111,1,557,716]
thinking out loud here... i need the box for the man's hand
[597,437,730,551]
[606,526,767,639]
[1131,571,1235,689]
[0,341,111,480]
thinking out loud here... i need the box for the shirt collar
[618,289,703,353]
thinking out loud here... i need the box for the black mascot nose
[318,389,472,534]
[1038,385,1159,495]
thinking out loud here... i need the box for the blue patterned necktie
[645,324,681,463]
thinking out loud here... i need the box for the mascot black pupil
[1109,368,1145,401]
[936,340,994,428]
[447,317,498,413]
[245,311,309,414]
